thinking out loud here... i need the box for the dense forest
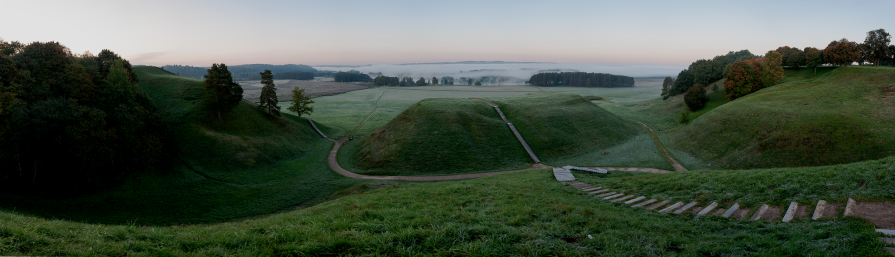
[0,40,175,190]
[528,72,634,87]
[333,72,372,82]
[162,64,317,80]
[663,50,756,98]
[275,71,314,80]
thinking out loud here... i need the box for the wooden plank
[697,202,719,216]
[658,202,684,213]
[646,200,670,210]
[611,195,635,203]
[721,203,740,218]
[782,202,798,222]
[632,199,657,208]
[624,196,646,205]
[673,202,698,214]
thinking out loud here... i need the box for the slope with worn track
[351,98,532,175]
[668,67,895,169]
[483,93,643,163]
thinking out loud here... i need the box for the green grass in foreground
[484,93,644,163]
[0,170,885,256]
[668,67,895,169]
[349,98,531,175]
[0,67,371,225]
[546,133,674,170]
[577,155,895,208]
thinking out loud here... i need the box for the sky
[4,0,895,71]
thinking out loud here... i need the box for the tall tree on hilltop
[287,87,313,117]
[864,28,891,66]
[805,47,823,75]
[258,70,280,116]
[824,39,861,68]
[203,63,244,120]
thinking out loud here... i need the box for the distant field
[294,78,663,138]
[239,79,367,103]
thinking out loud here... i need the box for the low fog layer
[312,63,686,82]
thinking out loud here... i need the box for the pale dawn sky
[3,0,894,67]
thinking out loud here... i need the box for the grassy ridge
[576,154,895,210]
[0,169,885,256]
[668,67,895,169]
[0,67,368,225]
[352,98,531,175]
[484,93,643,163]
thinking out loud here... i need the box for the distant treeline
[162,64,318,80]
[528,72,635,87]
[333,72,372,82]
[275,71,314,80]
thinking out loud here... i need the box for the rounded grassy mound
[483,93,642,162]
[354,98,531,175]
[668,67,895,169]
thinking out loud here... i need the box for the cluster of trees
[203,63,244,119]
[723,51,784,100]
[0,40,175,189]
[333,72,372,82]
[162,64,318,80]
[528,72,635,87]
[372,76,458,86]
[275,71,314,80]
[662,50,756,98]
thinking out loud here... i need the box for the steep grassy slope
[484,93,643,163]
[667,67,895,169]
[351,98,531,175]
[0,67,367,225]
[0,169,884,256]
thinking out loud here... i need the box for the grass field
[483,93,645,163]
[577,154,895,209]
[0,169,884,256]
[667,66,895,169]
[346,98,532,176]
[0,67,371,225]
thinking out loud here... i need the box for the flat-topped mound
[668,67,895,169]
[352,98,531,175]
[483,93,642,162]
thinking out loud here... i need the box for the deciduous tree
[474,80,481,85]
[287,87,314,117]
[432,77,438,85]
[805,47,823,75]
[824,39,861,67]
[864,29,891,66]
[258,70,280,115]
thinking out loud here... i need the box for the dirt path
[347,91,385,136]
[326,138,551,181]
[634,121,688,171]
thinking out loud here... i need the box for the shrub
[679,111,690,124]
[684,84,708,111]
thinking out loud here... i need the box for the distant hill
[162,64,318,80]
[397,61,555,65]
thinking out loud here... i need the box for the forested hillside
[163,64,317,80]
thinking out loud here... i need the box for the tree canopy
[258,70,280,116]
[528,72,634,87]
[824,39,861,67]
[333,72,372,82]
[203,63,244,120]
[287,87,313,117]
[723,50,784,101]
[0,40,173,190]
[864,29,891,66]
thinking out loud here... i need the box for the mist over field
[312,62,687,82]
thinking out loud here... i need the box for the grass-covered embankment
[668,67,895,169]
[576,155,895,208]
[0,169,885,256]
[0,67,369,225]
[350,98,531,176]
[484,93,646,165]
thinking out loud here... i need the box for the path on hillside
[347,91,386,136]
[634,121,687,171]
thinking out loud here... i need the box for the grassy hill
[667,67,895,169]
[0,166,885,255]
[0,67,368,225]
[349,98,531,175]
[483,93,643,164]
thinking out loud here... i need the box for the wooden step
[645,200,670,210]
[673,202,698,214]
[589,189,611,195]
[624,196,646,205]
[878,229,895,236]
[721,203,740,218]
[658,202,684,213]
[604,193,626,200]
[595,191,616,197]
[632,199,657,208]
[879,237,895,244]
[750,204,769,221]
[782,202,798,223]
[696,202,719,216]
[582,187,602,192]
[612,195,636,203]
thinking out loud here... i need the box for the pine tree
[203,63,243,120]
[258,70,280,115]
